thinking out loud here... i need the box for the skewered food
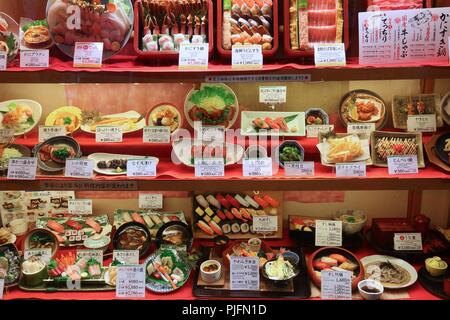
[374,136,418,161]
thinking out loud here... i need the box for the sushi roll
[205,207,215,216]
[263,195,280,208]
[225,194,241,208]
[121,211,133,223]
[208,220,223,235]
[253,195,269,208]
[231,222,241,234]
[245,195,260,209]
[150,214,163,225]
[195,195,209,209]
[143,215,154,228]
[206,194,221,210]
[222,223,231,234]
[231,208,243,220]
[215,194,231,209]
[240,223,250,233]
[195,207,205,217]
[250,224,256,234]
[240,208,252,220]
[162,216,171,224]
[197,221,214,235]
[224,210,235,220]
[216,210,227,220]
[234,194,250,207]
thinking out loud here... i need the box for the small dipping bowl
[358,279,384,300]
[248,238,262,253]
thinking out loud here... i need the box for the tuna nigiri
[263,194,279,208]
[215,194,231,209]
[216,210,227,220]
[253,195,269,208]
[225,194,241,208]
[224,210,235,220]
[66,219,82,230]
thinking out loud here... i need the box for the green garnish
[21,19,48,32]
[52,147,70,160]
[63,117,72,125]
[6,33,15,54]
[188,86,236,109]
[283,114,298,123]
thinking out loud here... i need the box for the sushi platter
[192,192,283,240]
[241,111,306,136]
[193,244,311,298]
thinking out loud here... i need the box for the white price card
[7,157,37,180]
[336,162,366,177]
[65,159,94,178]
[394,233,423,251]
[195,158,225,177]
[113,250,140,265]
[347,123,375,136]
[76,249,103,264]
[179,43,209,69]
[127,159,157,177]
[96,126,122,143]
[68,199,93,215]
[232,45,263,69]
[407,114,437,133]
[20,50,49,68]
[143,126,171,143]
[196,125,225,142]
[306,124,334,138]
[388,155,419,175]
[315,220,343,247]
[139,193,163,209]
[0,279,4,299]
[253,216,278,232]
[314,43,346,67]
[321,270,352,300]
[38,126,66,142]
[24,248,52,263]
[243,157,273,177]
[73,42,103,68]
[116,265,146,298]
[259,86,287,104]
[284,161,315,177]
[230,256,260,291]
[0,129,14,143]
[0,52,7,70]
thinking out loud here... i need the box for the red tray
[366,0,432,10]
[216,0,279,59]
[133,0,214,61]
[283,0,349,58]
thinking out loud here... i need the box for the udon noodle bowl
[46,0,133,59]
[365,261,411,287]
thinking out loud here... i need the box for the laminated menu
[359,7,450,64]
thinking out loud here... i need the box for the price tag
[20,50,49,68]
[243,157,273,177]
[284,161,315,177]
[65,159,94,178]
[0,129,14,143]
[24,248,52,263]
[76,249,103,264]
[259,86,287,104]
[139,193,163,209]
[347,123,375,136]
[336,162,367,177]
[68,199,93,215]
[7,157,37,180]
[253,216,278,232]
[0,52,7,70]
[407,114,437,133]
[143,126,171,143]
[179,43,209,69]
[0,278,4,299]
[116,265,146,298]
[394,233,423,251]
[306,125,334,138]
[315,220,343,247]
[73,42,103,68]
[232,45,263,69]
[38,126,66,143]
[314,43,346,67]
[113,250,140,265]
[196,125,225,142]
[321,270,352,300]
[230,256,260,291]
[127,159,157,177]
[96,126,122,143]
[388,155,419,175]
[195,158,225,177]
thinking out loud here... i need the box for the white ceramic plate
[241,111,306,136]
[317,134,372,167]
[361,255,418,289]
[80,110,145,134]
[88,153,158,175]
[0,99,42,136]
[184,83,239,130]
[172,139,244,167]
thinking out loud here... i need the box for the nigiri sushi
[252,117,269,129]
[195,207,205,217]
[225,194,241,208]
[320,256,338,267]
[150,215,163,225]
[143,215,155,228]
[195,195,209,208]
[162,216,171,224]
[329,254,347,264]
[263,194,279,208]
[216,211,227,220]
[240,208,252,220]
[224,210,235,220]
[215,194,231,209]
[244,195,260,209]
[253,195,269,208]
[121,211,133,223]
[206,194,221,210]
[205,207,214,216]
[231,208,243,220]
[208,220,223,235]
[234,194,250,207]
[197,220,214,235]
[131,213,146,225]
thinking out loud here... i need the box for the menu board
[359,8,450,64]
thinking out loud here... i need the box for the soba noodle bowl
[365,261,410,287]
